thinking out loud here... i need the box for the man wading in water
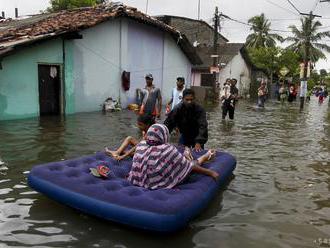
[139,73,162,120]
[164,88,208,158]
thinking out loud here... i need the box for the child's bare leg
[190,150,219,180]
[106,136,138,157]
[192,165,219,180]
[118,136,138,153]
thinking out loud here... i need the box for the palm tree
[286,13,330,63]
[246,13,283,48]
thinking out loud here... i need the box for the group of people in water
[258,79,329,107]
[105,74,219,190]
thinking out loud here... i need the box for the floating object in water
[28,150,236,232]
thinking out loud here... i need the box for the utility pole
[198,0,201,20]
[145,0,149,14]
[212,6,219,101]
[299,11,317,111]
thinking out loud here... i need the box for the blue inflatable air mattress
[28,150,236,232]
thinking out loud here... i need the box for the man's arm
[167,89,174,106]
[195,108,208,146]
[164,105,179,133]
[157,89,162,117]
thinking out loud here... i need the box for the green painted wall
[64,40,75,114]
[0,38,74,120]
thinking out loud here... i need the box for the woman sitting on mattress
[127,123,219,189]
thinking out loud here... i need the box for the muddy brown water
[0,97,329,247]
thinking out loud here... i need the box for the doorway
[38,64,62,116]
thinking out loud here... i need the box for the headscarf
[127,124,194,189]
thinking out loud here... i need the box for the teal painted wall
[64,40,75,114]
[0,39,69,120]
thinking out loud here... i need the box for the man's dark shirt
[164,102,208,146]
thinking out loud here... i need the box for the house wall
[72,19,192,110]
[0,39,65,120]
[72,20,121,113]
[162,33,192,102]
[219,53,251,97]
[191,72,201,86]
[125,20,164,106]
[0,18,194,120]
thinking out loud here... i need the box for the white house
[0,3,201,120]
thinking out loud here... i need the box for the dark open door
[38,65,61,116]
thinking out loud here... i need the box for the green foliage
[48,0,106,11]
[320,69,328,78]
[308,70,320,90]
[246,13,283,48]
[278,49,300,77]
[248,47,280,74]
[247,47,299,78]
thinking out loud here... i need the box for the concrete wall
[72,19,192,110]
[72,20,121,113]
[219,53,251,97]
[191,53,251,97]
[0,39,65,120]
[191,72,201,86]
[0,18,194,120]
[162,33,192,102]
[126,20,164,106]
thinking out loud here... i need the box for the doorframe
[37,63,65,115]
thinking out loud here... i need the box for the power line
[312,0,320,12]
[220,13,292,33]
[286,0,301,14]
[265,0,300,16]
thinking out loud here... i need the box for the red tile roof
[0,3,202,64]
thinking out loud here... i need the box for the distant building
[157,15,266,98]
[0,4,201,121]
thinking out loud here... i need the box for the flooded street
[0,97,329,248]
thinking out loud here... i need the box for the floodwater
[0,97,329,248]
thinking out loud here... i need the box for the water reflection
[0,97,329,247]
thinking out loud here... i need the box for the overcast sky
[1,0,330,70]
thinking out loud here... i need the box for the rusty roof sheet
[0,3,202,64]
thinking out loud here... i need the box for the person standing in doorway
[166,77,185,114]
[139,73,162,119]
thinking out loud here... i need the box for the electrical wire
[312,0,320,12]
[286,0,301,14]
[220,13,293,33]
[265,0,300,16]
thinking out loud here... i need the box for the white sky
[1,0,330,70]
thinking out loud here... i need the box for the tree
[278,49,300,78]
[248,46,280,85]
[320,69,328,77]
[308,70,320,90]
[48,0,106,12]
[286,13,330,109]
[246,13,283,48]
[286,13,330,63]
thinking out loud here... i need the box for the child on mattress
[105,114,155,161]
[127,123,219,189]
